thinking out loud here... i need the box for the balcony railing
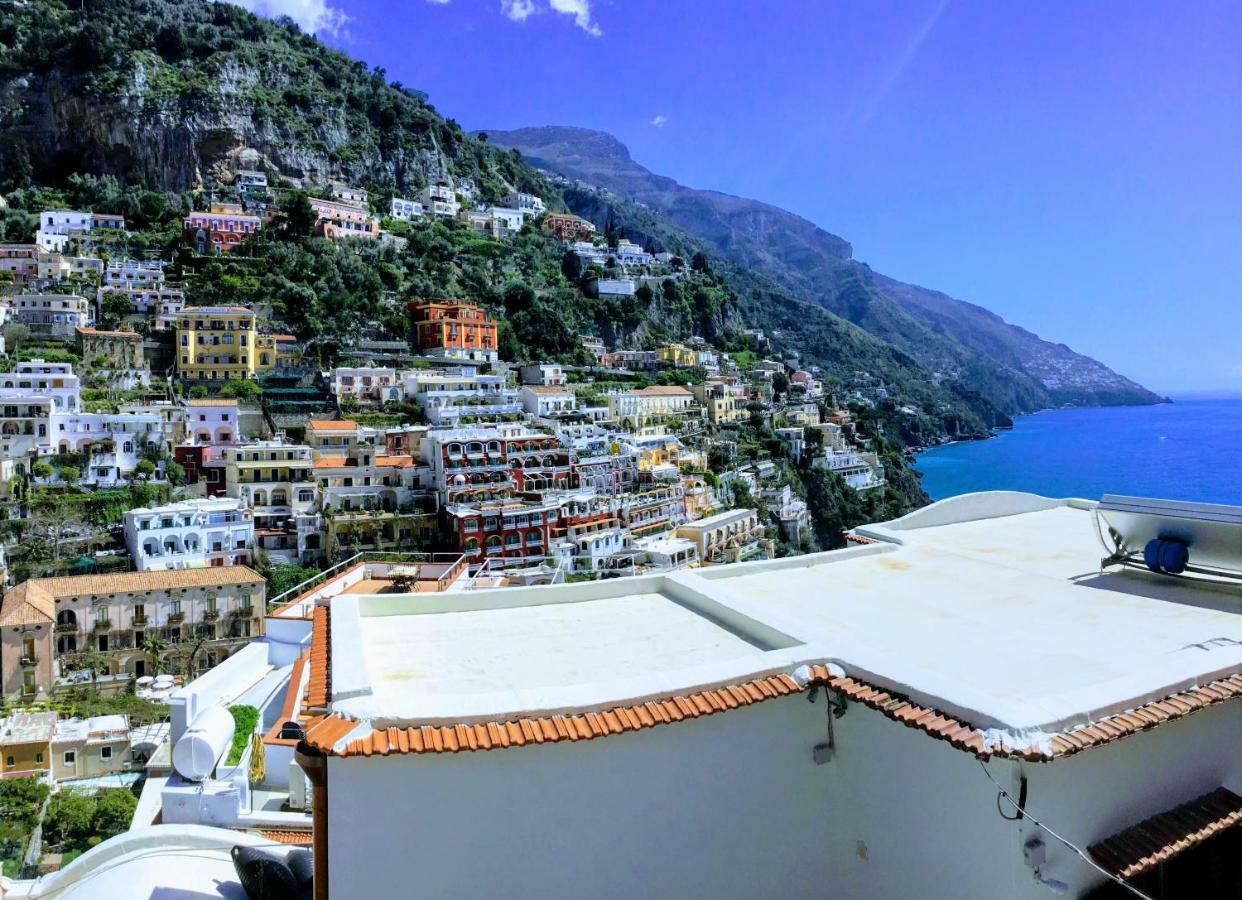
[93,619,111,632]
[237,605,253,618]
[20,654,37,667]
[55,622,77,633]
[203,609,220,622]
[132,614,148,626]
[167,611,184,624]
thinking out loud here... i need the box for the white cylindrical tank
[173,705,236,781]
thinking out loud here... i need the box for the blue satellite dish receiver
[1094,495,1242,581]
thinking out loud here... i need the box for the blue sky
[238,0,1242,394]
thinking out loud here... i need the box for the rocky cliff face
[0,1,553,204]
[487,126,1165,412]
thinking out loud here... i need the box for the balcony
[132,613,148,626]
[55,622,77,634]
[167,611,184,624]
[93,618,111,632]
[203,609,220,622]
[237,605,253,618]
[20,653,37,667]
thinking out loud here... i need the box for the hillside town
[0,165,896,878]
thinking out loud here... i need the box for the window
[101,746,113,761]
[63,750,76,766]
[35,752,43,765]
[5,756,12,767]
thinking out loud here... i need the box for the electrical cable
[979,760,1156,900]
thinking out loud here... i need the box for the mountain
[484,126,1164,411]
[0,0,555,206]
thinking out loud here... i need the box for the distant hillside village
[0,159,898,831]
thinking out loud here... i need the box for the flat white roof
[324,493,1242,746]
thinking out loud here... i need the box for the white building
[104,258,165,289]
[14,294,91,333]
[419,182,460,219]
[505,191,546,215]
[518,363,567,387]
[614,238,653,266]
[675,507,767,565]
[486,206,526,237]
[402,371,521,426]
[605,385,696,429]
[520,385,576,418]
[184,398,242,444]
[35,210,125,252]
[389,197,425,221]
[596,278,635,297]
[124,498,255,570]
[332,366,402,405]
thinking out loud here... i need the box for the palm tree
[141,635,169,676]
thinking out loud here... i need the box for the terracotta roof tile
[305,606,330,710]
[307,420,357,431]
[257,829,312,845]
[808,665,1242,761]
[1088,788,1242,879]
[304,672,806,757]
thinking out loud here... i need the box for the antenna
[1094,495,1242,581]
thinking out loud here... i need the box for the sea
[915,397,1242,505]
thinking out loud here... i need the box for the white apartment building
[419,182,460,219]
[486,206,526,236]
[596,278,635,297]
[520,385,576,418]
[332,366,401,405]
[124,498,254,571]
[505,191,546,215]
[184,398,242,445]
[104,259,165,289]
[606,385,696,429]
[14,294,91,333]
[675,507,767,565]
[614,238,653,266]
[222,442,321,565]
[518,363,567,386]
[35,210,125,252]
[389,197,425,221]
[402,371,521,426]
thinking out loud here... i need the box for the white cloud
[650,114,668,128]
[501,0,536,21]
[229,0,349,36]
[425,0,451,5]
[548,0,601,36]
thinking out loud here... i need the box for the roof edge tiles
[302,672,805,757]
[813,667,1242,762]
[305,607,331,711]
[1088,787,1242,879]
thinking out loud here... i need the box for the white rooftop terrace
[324,492,1242,747]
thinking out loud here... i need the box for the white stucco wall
[325,688,1242,898]
[328,694,1035,899]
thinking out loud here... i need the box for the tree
[772,371,790,398]
[280,191,317,240]
[142,635,169,676]
[99,293,133,329]
[134,459,157,479]
[92,790,138,839]
[220,378,263,400]
[691,251,711,273]
[58,465,80,483]
[30,461,53,480]
[44,793,96,850]
[188,385,208,399]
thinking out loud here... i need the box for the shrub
[226,705,261,766]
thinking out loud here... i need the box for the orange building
[408,299,499,363]
[541,212,596,243]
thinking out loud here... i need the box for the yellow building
[0,711,55,776]
[175,306,277,381]
[658,344,698,368]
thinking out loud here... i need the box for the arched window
[485,535,501,549]
[57,610,77,629]
[464,538,479,552]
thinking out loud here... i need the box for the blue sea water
[916,398,1242,505]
